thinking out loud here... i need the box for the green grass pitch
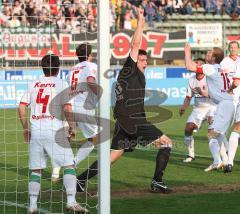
[0,106,240,214]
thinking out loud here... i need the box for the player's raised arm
[130,8,145,61]
[185,43,197,72]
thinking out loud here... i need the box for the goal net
[0,0,110,213]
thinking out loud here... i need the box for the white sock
[29,172,41,209]
[75,141,94,165]
[63,168,76,204]
[52,167,61,178]
[209,138,221,165]
[221,134,229,153]
[228,132,239,165]
[217,135,228,165]
[184,136,194,158]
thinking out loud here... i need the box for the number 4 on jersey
[36,89,50,113]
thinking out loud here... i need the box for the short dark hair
[138,49,147,56]
[76,43,92,62]
[41,54,60,76]
[228,40,240,49]
[212,47,224,64]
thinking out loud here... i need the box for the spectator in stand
[155,4,167,22]
[128,0,142,7]
[110,0,116,32]
[75,6,87,22]
[141,0,148,10]
[173,0,183,13]
[180,0,193,15]
[123,9,132,29]
[87,6,96,32]
[145,1,156,28]
[165,0,174,15]
[9,13,21,27]
[64,18,72,32]
[205,0,219,15]
[222,0,239,16]
[120,0,132,29]
[56,16,65,30]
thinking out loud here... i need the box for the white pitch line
[0,200,50,214]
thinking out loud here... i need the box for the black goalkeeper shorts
[111,120,163,151]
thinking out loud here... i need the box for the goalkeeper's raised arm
[130,8,145,62]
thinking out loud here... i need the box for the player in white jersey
[221,41,240,105]
[180,72,216,162]
[221,41,240,173]
[51,43,99,182]
[18,54,87,213]
[185,43,235,171]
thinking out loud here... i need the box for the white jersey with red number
[68,61,97,109]
[20,76,70,131]
[220,56,240,103]
[186,75,214,107]
[220,55,240,74]
[199,64,234,104]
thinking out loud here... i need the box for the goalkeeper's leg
[76,150,124,192]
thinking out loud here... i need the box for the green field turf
[0,106,240,214]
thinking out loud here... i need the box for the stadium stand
[0,0,239,67]
[0,1,239,32]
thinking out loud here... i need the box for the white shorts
[211,100,235,134]
[75,106,98,139]
[187,105,216,129]
[29,129,74,170]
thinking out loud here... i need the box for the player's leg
[139,123,172,193]
[151,134,172,193]
[217,134,228,165]
[47,130,87,212]
[28,138,47,213]
[51,109,97,180]
[51,166,61,182]
[183,122,197,162]
[225,123,240,172]
[205,100,234,172]
[183,107,207,162]
[206,108,228,168]
[74,114,97,165]
[74,137,96,165]
[28,169,42,214]
[63,165,88,213]
[76,120,126,192]
[76,149,124,192]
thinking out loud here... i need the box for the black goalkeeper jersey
[113,55,146,121]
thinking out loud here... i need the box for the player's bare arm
[18,103,31,143]
[179,96,191,116]
[130,8,145,61]
[87,76,99,97]
[63,103,76,139]
[185,43,197,72]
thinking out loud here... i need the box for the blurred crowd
[0,0,240,32]
[110,0,240,30]
[0,0,97,32]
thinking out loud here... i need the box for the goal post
[98,0,111,214]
